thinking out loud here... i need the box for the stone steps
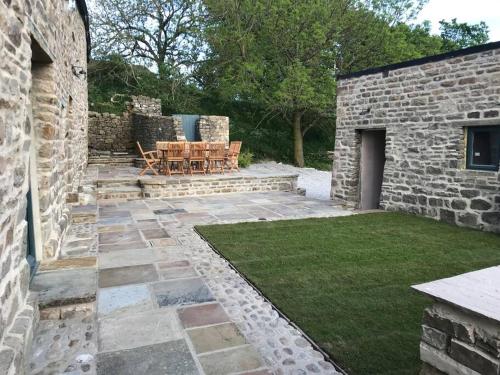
[88,153,137,167]
[97,186,143,200]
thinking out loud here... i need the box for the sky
[416,0,500,42]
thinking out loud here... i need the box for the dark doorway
[359,129,386,209]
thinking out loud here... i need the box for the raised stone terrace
[28,165,352,375]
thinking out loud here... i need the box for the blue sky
[416,0,500,42]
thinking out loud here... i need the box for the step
[96,178,140,189]
[97,186,143,200]
[71,204,97,224]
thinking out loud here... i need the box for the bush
[238,151,253,168]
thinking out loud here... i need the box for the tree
[90,0,204,79]
[203,0,351,167]
[439,18,489,51]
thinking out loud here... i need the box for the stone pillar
[197,116,229,144]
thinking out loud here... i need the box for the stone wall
[419,303,500,375]
[0,0,88,373]
[129,95,161,116]
[198,115,230,144]
[332,43,500,232]
[88,112,133,152]
[132,114,184,151]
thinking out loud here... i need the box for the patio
[29,189,352,374]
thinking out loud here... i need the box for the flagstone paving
[30,191,351,375]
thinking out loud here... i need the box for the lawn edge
[193,226,349,375]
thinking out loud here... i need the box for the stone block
[449,339,500,375]
[422,325,449,350]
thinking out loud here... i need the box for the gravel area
[246,162,332,201]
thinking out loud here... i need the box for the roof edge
[337,40,500,80]
[75,0,91,60]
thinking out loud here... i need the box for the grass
[196,213,500,374]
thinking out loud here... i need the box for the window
[466,126,500,171]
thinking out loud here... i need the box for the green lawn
[196,213,500,375]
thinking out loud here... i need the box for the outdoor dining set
[137,140,242,176]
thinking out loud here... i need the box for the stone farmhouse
[0,0,89,372]
[332,42,500,233]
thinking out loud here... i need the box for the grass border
[194,225,348,375]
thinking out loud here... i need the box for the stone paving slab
[96,340,199,375]
[98,309,183,352]
[198,345,264,375]
[187,322,247,354]
[152,278,215,307]
[98,248,159,269]
[98,264,158,288]
[97,284,153,317]
[178,303,230,328]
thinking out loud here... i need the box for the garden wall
[332,42,500,233]
[88,96,230,153]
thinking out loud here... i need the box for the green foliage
[197,213,500,374]
[237,151,253,168]
[439,18,490,52]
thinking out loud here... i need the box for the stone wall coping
[138,173,299,186]
[412,266,500,323]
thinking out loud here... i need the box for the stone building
[0,0,89,372]
[332,41,500,233]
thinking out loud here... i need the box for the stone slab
[96,340,198,375]
[158,266,198,280]
[98,284,153,317]
[98,264,158,288]
[141,228,170,239]
[178,303,230,328]
[98,241,148,253]
[98,248,159,269]
[31,268,96,307]
[188,323,246,354]
[39,257,96,271]
[98,229,142,245]
[151,278,214,307]
[198,345,263,375]
[413,266,500,322]
[98,309,183,352]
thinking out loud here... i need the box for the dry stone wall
[0,0,88,373]
[132,113,184,151]
[198,115,230,144]
[88,111,133,152]
[332,44,500,232]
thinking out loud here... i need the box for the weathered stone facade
[332,42,500,233]
[0,0,88,373]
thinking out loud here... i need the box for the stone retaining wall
[140,175,298,199]
[132,113,184,151]
[332,43,500,232]
[88,112,133,152]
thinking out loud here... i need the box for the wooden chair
[188,142,207,175]
[226,141,242,172]
[207,142,226,174]
[137,141,160,176]
[165,142,186,175]
[156,141,170,174]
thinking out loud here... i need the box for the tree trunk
[292,111,305,167]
